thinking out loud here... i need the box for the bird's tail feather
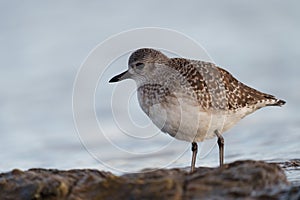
[267,99,286,107]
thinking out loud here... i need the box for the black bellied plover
[109,48,285,172]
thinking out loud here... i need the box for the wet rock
[278,159,300,168]
[0,160,299,200]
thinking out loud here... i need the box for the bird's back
[168,58,285,112]
[136,57,285,142]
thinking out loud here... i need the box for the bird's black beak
[109,70,130,83]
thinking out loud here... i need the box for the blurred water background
[0,0,299,183]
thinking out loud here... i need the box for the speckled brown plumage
[134,50,285,112]
[169,58,285,110]
[137,83,173,115]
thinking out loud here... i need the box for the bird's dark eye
[135,62,145,69]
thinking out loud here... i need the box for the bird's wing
[168,58,284,110]
[217,67,285,108]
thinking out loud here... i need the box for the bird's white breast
[138,92,254,142]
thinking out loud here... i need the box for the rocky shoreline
[0,160,299,200]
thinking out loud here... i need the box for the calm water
[0,1,299,184]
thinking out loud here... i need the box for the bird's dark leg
[191,142,198,173]
[214,130,224,167]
